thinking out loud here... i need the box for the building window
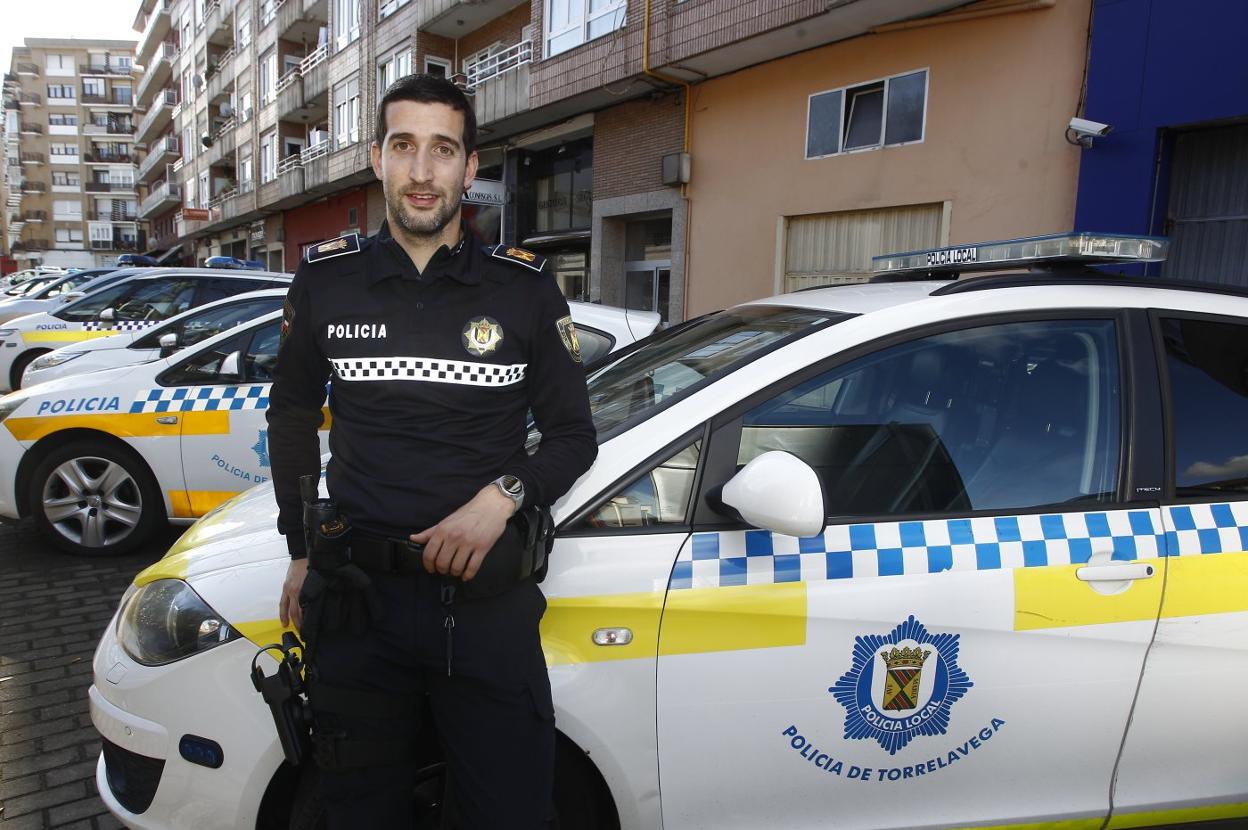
[260,131,276,182]
[50,143,79,156]
[45,54,74,73]
[333,78,360,148]
[259,49,277,105]
[378,47,412,94]
[334,0,362,50]
[53,200,82,218]
[260,0,277,25]
[238,16,252,47]
[424,57,450,79]
[83,78,106,99]
[52,171,81,186]
[48,113,78,126]
[240,154,254,190]
[56,227,85,243]
[546,0,626,58]
[806,69,927,159]
[199,171,210,207]
[47,84,75,99]
[378,0,410,19]
[113,84,133,105]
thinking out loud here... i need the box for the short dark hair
[375,74,477,155]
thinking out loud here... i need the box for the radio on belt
[870,232,1169,279]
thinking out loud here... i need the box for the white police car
[21,288,291,387]
[90,234,1248,829]
[0,267,291,392]
[0,268,129,325]
[0,300,655,556]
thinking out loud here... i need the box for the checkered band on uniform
[83,320,158,331]
[329,357,527,387]
[129,385,271,413]
[670,508,1173,590]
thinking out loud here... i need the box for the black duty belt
[348,532,426,574]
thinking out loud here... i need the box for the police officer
[266,74,597,828]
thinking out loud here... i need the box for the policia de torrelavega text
[264,74,597,828]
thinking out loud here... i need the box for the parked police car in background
[0,298,656,555]
[22,289,290,387]
[0,268,129,325]
[87,234,1248,829]
[0,266,290,391]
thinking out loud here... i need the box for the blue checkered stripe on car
[669,509,1167,590]
[129,385,271,413]
[83,320,158,331]
[1164,502,1248,556]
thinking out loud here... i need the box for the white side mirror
[158,332,178,358]
[721,451,825,539]
[59,291,85,303]
[220,350,242,379]
[99,307,115,322]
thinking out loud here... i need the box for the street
[0,520,180,830]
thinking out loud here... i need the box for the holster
[456,505,555,599]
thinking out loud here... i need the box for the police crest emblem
[462,316,504,357]
[556,315,582,363]
[829,615,973,754]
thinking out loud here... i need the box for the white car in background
[86,234,1248,830]
[0,299,656,555]
[23,289,290,388]
[0,268,131,325]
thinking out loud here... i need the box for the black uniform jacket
[266,222,598,557]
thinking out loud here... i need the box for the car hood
[55,330,142,354]
[10,362,153,407]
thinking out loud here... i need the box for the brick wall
[415,32,455,75]
[283,186,369,265]
[460,3,532,72]
[594,91,684,200]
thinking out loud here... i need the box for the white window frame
[805,68,930,161]
[335,0,362,51]
[88,224,111,244]
[545,0,626,58]
[58,227,86,243]
[462,42,502,79]
[424,56,452,79]
[198,171,210,208]
[378,0,410,19]
[259,49,277,106]
[237,16,252,48]
[378,47,412,93]
[333,78,360,148]
[260,131,277,182]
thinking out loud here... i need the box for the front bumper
[90,614,287,830]
[0,422,28,520]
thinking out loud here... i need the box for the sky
[1,0,141,71]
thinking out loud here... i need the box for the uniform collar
[369,219,481,286]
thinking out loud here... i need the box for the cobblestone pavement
[0,520,184,830]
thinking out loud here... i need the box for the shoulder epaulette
[306,233,363,264]
[489,244,546,273]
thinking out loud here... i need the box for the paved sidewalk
[0,521,181,830]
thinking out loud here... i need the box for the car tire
[11,349,47,390]
[28,440,165,556]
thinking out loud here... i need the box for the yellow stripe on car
[21,330,120,343]
[1013,561,1165,631]
[169,490,244,519]
[954,801,1248,829]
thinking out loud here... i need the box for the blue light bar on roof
[871,232,1169,277]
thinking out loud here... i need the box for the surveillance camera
[1069,117,1112,138]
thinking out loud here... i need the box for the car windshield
[5,276,61,297]
[576,305,846,441]
[131,296,285,350]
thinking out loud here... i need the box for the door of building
[1161,123,1248,287]
[624,260,671,322]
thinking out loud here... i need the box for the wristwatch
[492,474,525,510]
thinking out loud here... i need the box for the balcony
[207,47,236,102]
[84,121,137,136]
[138,135,179,183]
[91,230,147,251]
[207,118,237,165]
[137,0,172,66]
[17,93,41,107]
[85,181,136,193]
[88,211,139,222]
[83,151,135,165]
[300,45,328,101]
[300,139,329,190]
[423,0,521,37]
[12,240,51,252]
[82,95,135,110]
[18,123,42,135]
[82,64,134,77]
[278,0,325,43]
[15,63,39,77]
[139,179,181,219]
[136,88,178,144]
[20,181,47,194]
[467,41,532,126]
[136,42,178,108]
[21,210,47,223]
[19,152,45,166]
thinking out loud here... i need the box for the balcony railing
[15,63,39,76]
[83,151,135,165]
[301,140,330,165]
[300,44,328,74]
[19,123,42,134]
[277,153,302,175]
[139,180,181,218]
[84,121,136,135]
[20,181,47,193]
[85,181,136,192]
[17,93,41,106]
[465,40,533,89]
[138,0,173,65]
[21,210,47,222]
[138,135,180,181]
[88,211,139,222]
[137,89,178,142]
[276,68,300,94]
[137,42,178,105]
[20,152,45,164]
[83,64,134,76]
[12,240,52,252]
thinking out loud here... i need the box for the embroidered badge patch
[506,247,537,263]
[463,317,504,357]
[556,315,582,363]
[280,299,295,343]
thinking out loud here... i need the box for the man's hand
[279,558,309,630]
[411,484,516,580]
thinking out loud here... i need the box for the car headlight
[29,350,82,371]
[117,579,240,666]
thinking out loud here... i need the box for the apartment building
[129,0,1092,322]
[2,39,141,269]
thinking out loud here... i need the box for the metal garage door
[783,203,944,292]
[1162,124,1248,286]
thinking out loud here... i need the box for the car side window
[572,440,702,530]
[1161,316,1248,497]
[161,330,250,386]
[56,283,134,321]
[574,325,614,368]
[244,321,281,382]
[114,279,197,321]
[737,319,1122,518]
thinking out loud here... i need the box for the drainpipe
[642,0,693,320]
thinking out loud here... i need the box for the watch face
[499,475,523,497]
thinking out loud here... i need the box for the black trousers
[309,569,555,829]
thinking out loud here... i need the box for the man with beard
[266,74,597,828]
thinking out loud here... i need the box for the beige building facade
[683,0,1092,314]
[3,39,140,269]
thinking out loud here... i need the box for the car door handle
[1075,563,1155,582]
[156,415,178,425]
